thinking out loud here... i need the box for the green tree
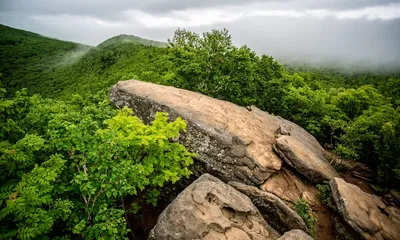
[167,28,284,107]
[336,105,400,188]
[332,85,386,120]
[0,90,194,239]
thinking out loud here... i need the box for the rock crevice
[228,181,308,234]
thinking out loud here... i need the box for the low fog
[1,0,399,67]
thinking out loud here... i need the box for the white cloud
[29,14,128,28]
[335,4,400,20]
[124,9,244,28]
[23,2,400,31]
[90,18,128,28]
[122,2,400,29]
[250,10,305,18]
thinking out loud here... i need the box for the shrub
[316,182,332,207]
[0,90,194,239]
[294,198,318,237]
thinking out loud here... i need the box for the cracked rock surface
[110,80,327,185]
[148,174,280,240]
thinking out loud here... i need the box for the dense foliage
[0,89,193,239]
[165,29,400,189]
[1,23,400,238]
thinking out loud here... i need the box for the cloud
[131,3,400,29]
[335,3,400,20]
[2,0,400,18]
[220,15,400,65]
[29,14,129,28]
[126,9,244,28]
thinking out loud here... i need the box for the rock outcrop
[277,229,313,240]
[110,80,343,239]
[110,80,337,185]
[228,181,308,234]
[330,178,400,240]
[149,174,280,240]
[110,80,400,240]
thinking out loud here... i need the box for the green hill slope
[0,24,91,94]
[55,37,170,97]
[0,24,170,98]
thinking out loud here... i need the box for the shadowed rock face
[148,174,280,240]
[228,181,308,234]
[330,178,400,240]
[109,80,334,185]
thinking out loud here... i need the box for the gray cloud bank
[1,0,400,67]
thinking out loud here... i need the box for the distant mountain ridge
[97,34,166,48]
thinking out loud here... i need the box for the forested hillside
[0,24,172,98]
[0,24,91,95]
[1,24,399,239]
[285,64,400,105]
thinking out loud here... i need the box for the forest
[0,24,399,239]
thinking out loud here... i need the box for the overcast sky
[1,0,400,66]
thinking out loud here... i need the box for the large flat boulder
[149,174,280,240]
[330,178,400,240]
[228,181,308,234]
[110,80,329,185]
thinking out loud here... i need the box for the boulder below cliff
[149,174,280,240]
[330,178,400,240]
